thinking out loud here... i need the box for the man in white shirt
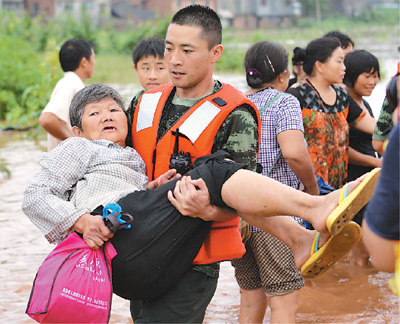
[39,38,96,151]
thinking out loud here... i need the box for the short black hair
[324,30,354,50]
[170,4,222,50]
[132,38,165,66]
[59,38,93,72]
[303,37,341,75]
[343,50,380,88]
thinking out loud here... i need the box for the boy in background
[39,38,95,151]
[132,38,170,94]
[126,38,170,146]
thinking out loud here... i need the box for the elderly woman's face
[73,97,128,147]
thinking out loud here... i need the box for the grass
[90,54,139,85]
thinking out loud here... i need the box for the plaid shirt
[246,88,305,230]
[22,137,148,244]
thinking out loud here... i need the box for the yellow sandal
[301,221,362,278]
[326,168,380,236]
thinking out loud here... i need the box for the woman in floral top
[287,37,377,189]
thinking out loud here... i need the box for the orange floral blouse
[287,81,366,189]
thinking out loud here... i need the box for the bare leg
[221,169,363,235]
[238,288,267,324]
[348,240,371,267]
[243,216,322,268]
[238,287,299,324]
[268,291,299,324]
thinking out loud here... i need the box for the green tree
[298,0,333,18]
[0,34,61,126]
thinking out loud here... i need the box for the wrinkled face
[135,55,170,90]
[320,47,346,85]
[73,97,128,147]
[164,23,219,98]
[353,70,379,97]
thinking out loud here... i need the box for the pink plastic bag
[26,232,117,323]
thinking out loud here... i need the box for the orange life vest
[132,82,260,265]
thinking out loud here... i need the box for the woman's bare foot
[292,229,331,269]
[307,177,364,235]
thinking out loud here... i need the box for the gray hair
[70,83,126,130]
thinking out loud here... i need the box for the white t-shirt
[42,72,85,151]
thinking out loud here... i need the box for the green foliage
[216,45,245,73]
[0,33,61,127]
[55,14,99,52]
[119,17,170,55]
[0,9,397,128]
[357,8,399,26]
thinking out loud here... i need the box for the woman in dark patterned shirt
[287,37,377,189]
[343,49,382,266]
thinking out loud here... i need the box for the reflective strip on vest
[179,101,221,143]
[136,92,163,132]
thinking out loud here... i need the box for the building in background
[111,0,217,24]
[217,0,301,28]
[2,0,25,15]
[1,0,398,27]
[24,0,53,18]
[53,0,110,25]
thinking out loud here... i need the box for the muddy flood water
[0,65,399,323]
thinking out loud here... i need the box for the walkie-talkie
[169,128,191,175]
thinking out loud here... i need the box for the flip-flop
[301,221,361,278]
[326,168,381,236]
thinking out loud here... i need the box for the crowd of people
[24,4,398,324]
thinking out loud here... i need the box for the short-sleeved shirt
[348,99,379,181]
[364,122,399,241]
[372,96,395,142]
[247,87,305,229]
[42,72,85,150]
[247,87,304,187]
[287,81,365,189]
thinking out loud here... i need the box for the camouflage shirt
[126,81,259,170]
[126,80,259,278]
[372,96,395,142]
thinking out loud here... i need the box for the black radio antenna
[173,128,180,155]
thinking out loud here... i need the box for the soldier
[126,4,260,323]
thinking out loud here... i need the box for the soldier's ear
[210,44,223,64]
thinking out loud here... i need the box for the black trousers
[110,151,243,301]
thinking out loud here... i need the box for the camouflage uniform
[373,96,395,142]
[126,80,259,278]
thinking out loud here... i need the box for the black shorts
[110,151,243,301]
